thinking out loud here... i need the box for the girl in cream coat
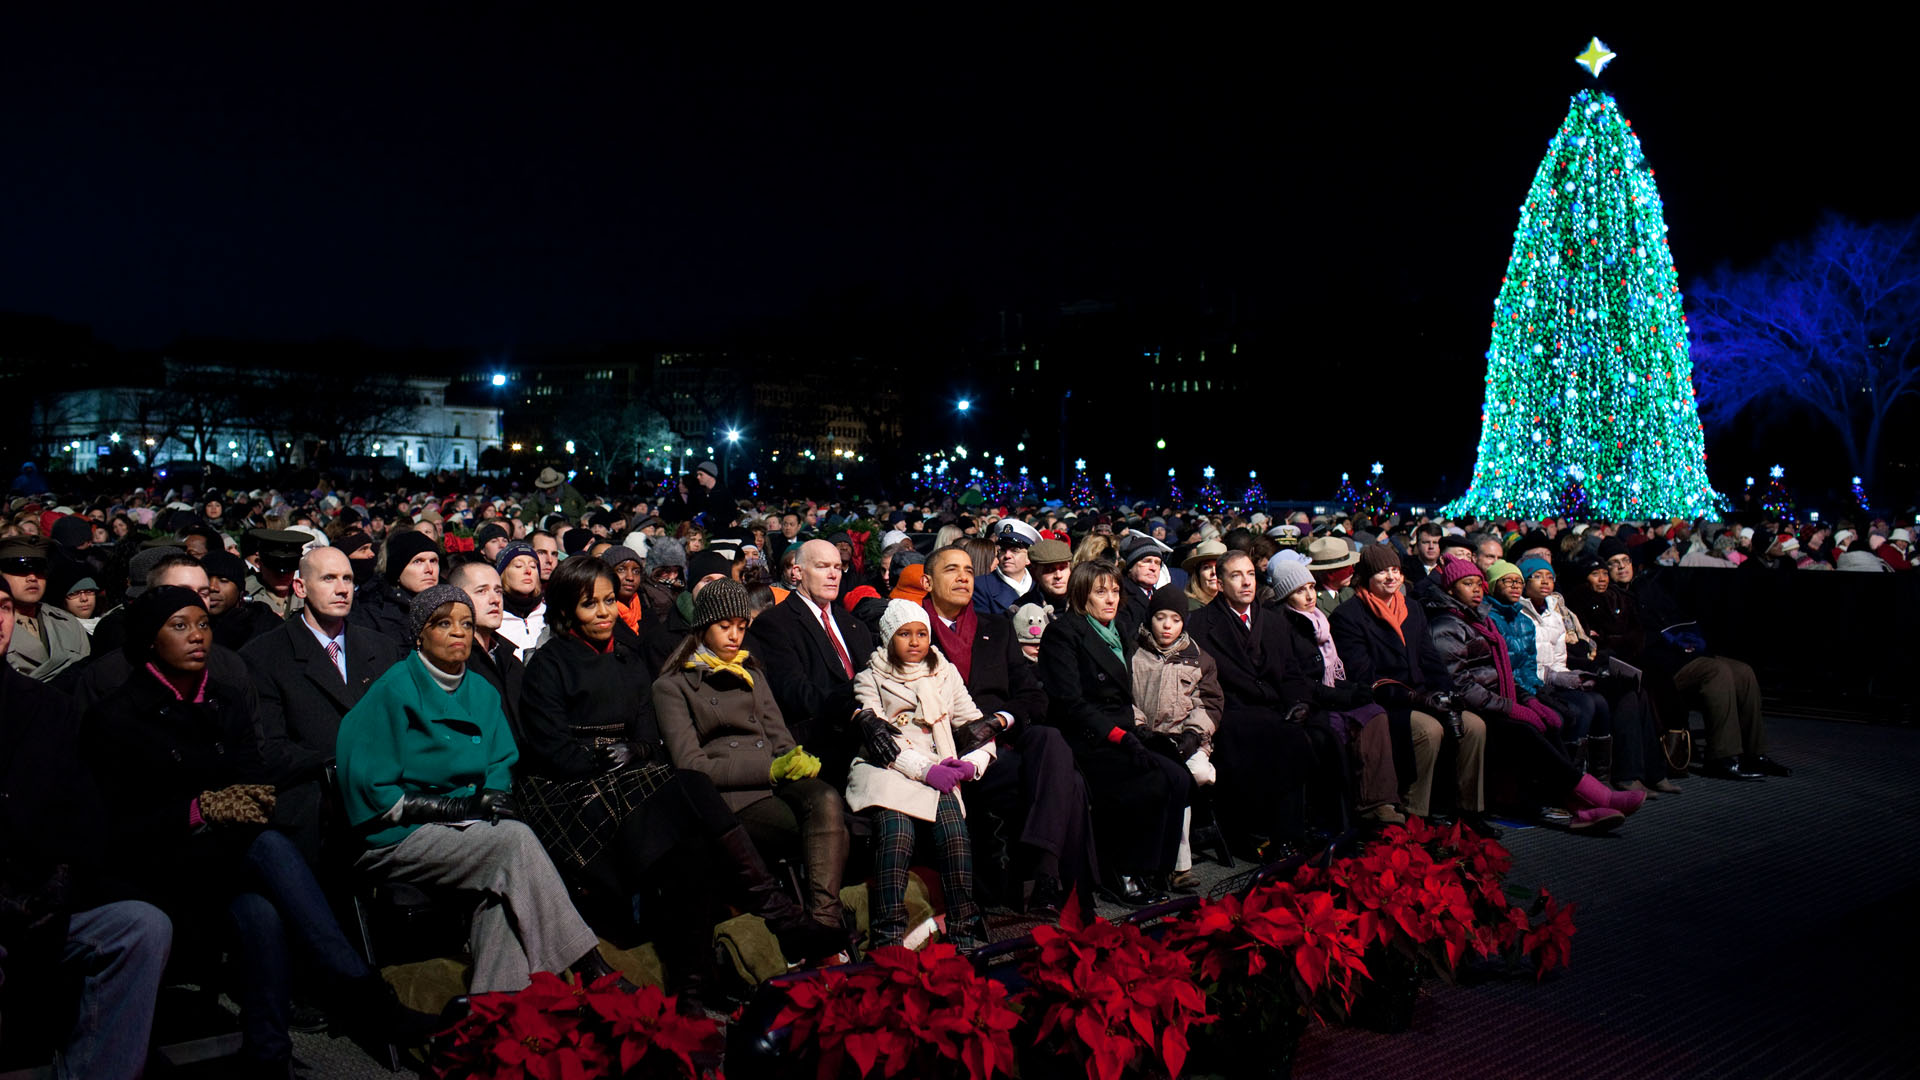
[849,599,995,949]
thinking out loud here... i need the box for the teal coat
[336,654,518,848]
[1481,595,1542,697]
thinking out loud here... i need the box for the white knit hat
[878,598,930,643]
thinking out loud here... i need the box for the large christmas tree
[1445,45,1723,520]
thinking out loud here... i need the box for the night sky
[4,11,1911,495]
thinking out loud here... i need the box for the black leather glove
[1284,703,1311,724]
[477,789,518,821]
[393,790,515,824]
[951,717,999,758]
[1170,729,1205,761]
[856,709,901,767]
[597,741,639,772]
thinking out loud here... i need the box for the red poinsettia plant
[1163,878,1371,1021]
[1293,817,1576,982]
[1017,894,1213,1080]
[774,942,1021,1080]
[433,972,722,1080]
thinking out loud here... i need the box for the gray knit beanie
[647,537,688,573]
[409,584,474,645]
[1268,558,1315,599]
[689,578,751,629]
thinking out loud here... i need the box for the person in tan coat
[849,599,995,950]
[652,579,851,960]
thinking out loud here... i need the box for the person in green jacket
[336,584,628,993]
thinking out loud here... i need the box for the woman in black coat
[515,560,846,994]
[1035,562,1187,906]
[85,588,423,1073]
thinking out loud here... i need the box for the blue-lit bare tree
[1687,214,1920,491]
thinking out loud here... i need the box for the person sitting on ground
[850,600,995,950]
[337,584,630,995]
[1129,585,1222,892]
[1422,560,1638,833]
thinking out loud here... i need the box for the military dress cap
[248,528,310,571]
[994,519,1042,547]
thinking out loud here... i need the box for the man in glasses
[0,536,90,684]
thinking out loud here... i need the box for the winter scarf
[863,645,956,755]
[686,644,754,687]
[1358,587,1408,644]
[923,600,977,683]
[1296,604,1346,687]
[1482,593,1541,696]
[1086,614,1125,666]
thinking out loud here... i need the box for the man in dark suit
[1187,550,1344,852]
[450,560,526,731]
[918,545,1093,915]
[745,538,872,785]
[241,546,404,863]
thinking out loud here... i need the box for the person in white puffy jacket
[849,599,995,950]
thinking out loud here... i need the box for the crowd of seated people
[5,461,1895,1075]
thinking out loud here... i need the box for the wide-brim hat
[1181,539,1227,573]
[534,467,565,490]
[1305,536,1360,571]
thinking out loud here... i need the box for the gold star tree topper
[1575,36,1617,78]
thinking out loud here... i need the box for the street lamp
[956,399,971,413]
[491,373,507,387]
[110,432,121,444]
[725,429,740,443]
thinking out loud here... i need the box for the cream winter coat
[848,645,996,822]
[1519,592,1590,689]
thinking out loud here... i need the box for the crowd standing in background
[5,454,1907,1076]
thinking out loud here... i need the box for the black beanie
[687,550,734,584]
[124,585,208,664]
[384,530,442,586]
[1596,537,1630,563]
[562,528,594,555]
[201,549,248,585]
[1147,584,1186,620]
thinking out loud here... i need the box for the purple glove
[925,757,972,793]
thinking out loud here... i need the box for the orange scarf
[616,595,643,635]
[1358,588,1408,644]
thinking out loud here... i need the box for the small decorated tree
[1197,467,1227,515]
[1241,470,1267,511]
[1069,459,1095,506]
[1167,468,1183,507]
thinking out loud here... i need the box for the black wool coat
[1329,591,1450,695]
[950,609,1048,737]
[1035,612,1137,744]
[1186,595,1315,721]
[517,633,666,781]
[241,617,406,789]
[744,593,874,779]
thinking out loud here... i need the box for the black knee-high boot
[716,826,847,962]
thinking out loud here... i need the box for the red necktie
[1239,610,1251,630]
[325,640,346,682]
[822,608,853,678]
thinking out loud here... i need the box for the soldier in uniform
[245,528,310,618]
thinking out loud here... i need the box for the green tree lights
[1444,88,1724,520]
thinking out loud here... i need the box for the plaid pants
[869,793,983,950]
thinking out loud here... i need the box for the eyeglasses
[0,558,49,577]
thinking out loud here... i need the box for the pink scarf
[1300,605,1346,687]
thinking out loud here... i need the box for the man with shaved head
[242,545,406,861]
[745,538,875,785]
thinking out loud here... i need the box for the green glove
[784,746,822,781]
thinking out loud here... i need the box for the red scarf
[922,598,977,683]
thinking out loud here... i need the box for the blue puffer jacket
[1481,594,1542,697]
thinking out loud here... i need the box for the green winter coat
[336,653,518,848]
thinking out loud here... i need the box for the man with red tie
[745,538,875,785]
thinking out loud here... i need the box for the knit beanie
[1268,558,1315,599]
[687,549,734,584]
[600,545,642,570]
[878,597,930,644]
[472,521,510,548]
[126,543,187,598]
[1596,536,1630,563]
[201,549,247,585]
[495,541,538,576]
[1438,557,1484,590]
[1147,583,1187,620]
[1355,542,1402,585]
[49,515,92,549]
[1012,603,1049,644]
[696,460,720,479]
[562,528,595,555]
[124,586,208,663]
[689,578,751,629]
[408,584,474,646]
[1517,557,1554,582]
[889,563,929,604]
[1121,536,1164,569]
[647,537,688,573]
[1486,559,1522,584]
[384,530,442,586]
[335,530,375,558]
